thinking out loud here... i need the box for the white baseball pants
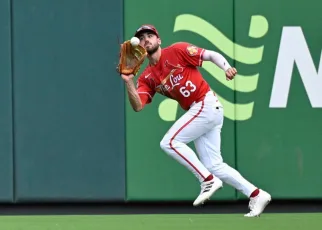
[160,91,257,197]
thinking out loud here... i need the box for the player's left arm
[202,50,237,81]
[174,42,237,80]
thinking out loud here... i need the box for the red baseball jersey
[136,42,210,111]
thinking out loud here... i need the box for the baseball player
[121,24,271,217]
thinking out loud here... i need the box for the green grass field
[0,213,321,230]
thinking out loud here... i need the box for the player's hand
[225,67,237,81]
[121,74,135,83]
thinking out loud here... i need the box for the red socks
[250,188,260,197]
[204,174,214,182]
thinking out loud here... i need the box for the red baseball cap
[134,24,160,38]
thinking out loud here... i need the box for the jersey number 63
[179,80,197,97]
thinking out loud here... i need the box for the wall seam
[233,0,238,201]
[9,0,16,203]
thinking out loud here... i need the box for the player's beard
[146,43,160,55]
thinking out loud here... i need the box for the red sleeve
[172,42,205,67]
[136,73,156,107]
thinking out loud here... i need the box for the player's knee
[160,136,171,153]
[206,161,226,172]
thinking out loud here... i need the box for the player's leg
[160,100,222,206]
[193,113,257,196]
[193,106,271,216]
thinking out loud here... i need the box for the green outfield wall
[0,0,320,203]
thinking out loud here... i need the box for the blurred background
[0,0,321,207]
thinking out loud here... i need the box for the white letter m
[270,27,322,108]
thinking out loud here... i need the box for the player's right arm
[121,74,143,112]
[121,72,155,112]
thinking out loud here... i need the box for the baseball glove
[117,40,147,76]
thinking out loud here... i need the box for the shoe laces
[248,196,258,210]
